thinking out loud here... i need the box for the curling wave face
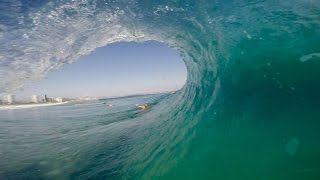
[1,0,320,179]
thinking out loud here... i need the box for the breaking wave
[1,0,320,179]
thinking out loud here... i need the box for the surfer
[137,103,148,110]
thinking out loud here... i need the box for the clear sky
[14,41,187,100]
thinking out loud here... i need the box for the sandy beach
[0,102,68,110]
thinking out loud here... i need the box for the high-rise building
[44,94,49,103]
[5,94,16,104]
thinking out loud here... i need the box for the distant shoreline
[0,102,68,110]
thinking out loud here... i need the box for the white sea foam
[299,53,320,62]
[0,102,68,110]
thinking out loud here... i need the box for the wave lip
[1,0,320,179]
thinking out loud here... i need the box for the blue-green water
[0,94,171,179]
[1,0,320,179]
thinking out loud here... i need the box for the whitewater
[1,0,320,179]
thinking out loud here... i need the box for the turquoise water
[1,0,320,179]
[0,94,171,179]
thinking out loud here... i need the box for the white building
[30,95,41,103]
[54,97,66,103]
[80,96,97,101]
[5,94,16,104]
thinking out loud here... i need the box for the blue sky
[15,41,187,100]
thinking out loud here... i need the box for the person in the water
[138,103,148,110]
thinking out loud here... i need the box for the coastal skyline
[10,41,187,101]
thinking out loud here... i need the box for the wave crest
[1,0,320,178]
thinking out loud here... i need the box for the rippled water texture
[1,0,320,179]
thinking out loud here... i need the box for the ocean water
[0,94,172,179]
[1,0,320,179]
